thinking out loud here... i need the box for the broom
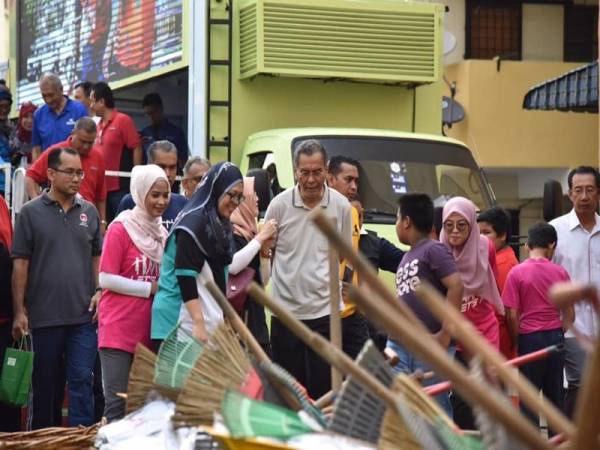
[414,282,575,440]
[328,339,395,444]
[549,282,600,450]
[345,283,549,450]
[154,324,203,391]
[378,373,455,450]
[221,389,317,440]
[310,209,556,450]
[205,279,325,425]
[172,322,260,426]
[125,343,158,414]
[248,283,451,450]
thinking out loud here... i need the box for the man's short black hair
[398,193,434,234]
[48,147,79,170]
[527,222,557,249]
[91,81,114,108]
[568,166,600,189]
[328,155,360,176]
[477,206,511,238]
[74,81,93,97]
[142,92,163,109]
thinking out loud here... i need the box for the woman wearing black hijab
[151,162,244,343]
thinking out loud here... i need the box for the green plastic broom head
[221,389,317,440]
[154,324,203,389]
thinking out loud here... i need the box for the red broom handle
[425,344,563,396]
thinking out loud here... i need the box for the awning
[522,61,598,113]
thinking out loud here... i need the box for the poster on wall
[17,0,183,105]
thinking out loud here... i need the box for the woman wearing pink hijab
[440,196,504,429]
[229,177,277,352]
[97,164,170,421]
[440,196,504,348]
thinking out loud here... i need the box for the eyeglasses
[226,191,245,205]
[571,187,598,196]
[53,168,85,179]
[443,221,469,233]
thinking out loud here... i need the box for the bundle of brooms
[296,209,577,449]
[172,321,258,426]
[248,283,459,449]
[0,424,99,450]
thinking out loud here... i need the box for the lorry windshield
[293,136,493,224]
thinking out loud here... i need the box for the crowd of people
[0,74,598,438]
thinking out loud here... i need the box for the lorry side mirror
[543,179,563,222]
[247,168,272,214]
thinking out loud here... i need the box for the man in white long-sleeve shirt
[550,165,600,417]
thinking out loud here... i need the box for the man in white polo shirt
[264,139,352,399]
[550,165,600,417]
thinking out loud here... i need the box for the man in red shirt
[89,82,142,222]
[25,117,107,229]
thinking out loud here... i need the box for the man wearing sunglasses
[116,140,187,230]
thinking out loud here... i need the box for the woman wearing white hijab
[97,165,170,422]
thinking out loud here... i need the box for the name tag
[7,357,16,366]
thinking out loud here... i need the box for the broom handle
[572,340,600,450]
[205,281,270,363]
[329,245,343,392]
[425,344,562,396]
[416,283,575,439]
[310,209,420,323]
[550,283,600,450]
[248,283,400,410]
[347,284,553,450]
[206,280,306,412]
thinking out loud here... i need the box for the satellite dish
[442,96,465,126]
[443,31,457,56]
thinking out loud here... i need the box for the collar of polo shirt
[292,184,330,210]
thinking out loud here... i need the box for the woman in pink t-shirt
[440,197,504,429]
[98,165,169,422]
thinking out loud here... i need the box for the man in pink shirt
[503,222,574,436]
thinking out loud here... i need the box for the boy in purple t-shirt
[502,222,574,435]
[386,193,463,418]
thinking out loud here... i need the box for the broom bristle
[378,373,454,450]
[173,322,253,426]
[154,324,203,390]
[126,343,157,413]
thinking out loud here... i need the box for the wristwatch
[100,220,108,226]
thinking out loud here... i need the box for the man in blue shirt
[116,140,187,230]
[32,74,88,161]
[140,93,189,174]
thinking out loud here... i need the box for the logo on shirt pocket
[66,118,76,126]
[79,213,89,227]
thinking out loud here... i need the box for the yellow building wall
[444,60,598,168]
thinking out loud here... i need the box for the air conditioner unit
[238,0,443,85]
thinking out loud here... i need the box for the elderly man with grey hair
[181,156,211,199]
[116,140,188,230]
[26,116,107,227]
[264,139,353,399]
[31,73,88,161]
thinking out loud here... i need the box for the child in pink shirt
[502,222,574,435]
[98,165,170,422]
